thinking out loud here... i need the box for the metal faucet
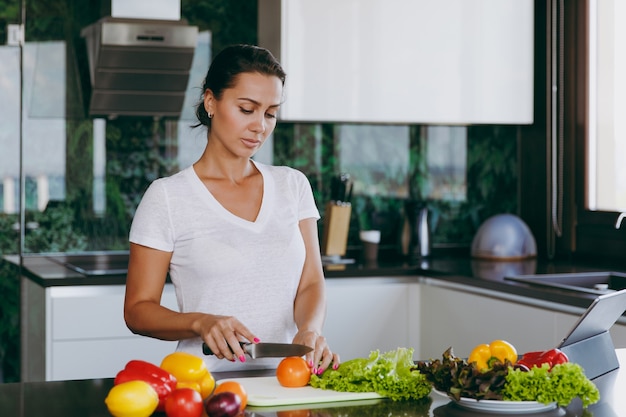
[616,212,626,229]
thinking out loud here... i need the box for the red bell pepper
[114,359,177,412]
[516,348,569,371]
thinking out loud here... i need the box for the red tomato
[164,387,204,417]
[276,357,311,388]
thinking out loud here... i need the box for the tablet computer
[558,289,626,347]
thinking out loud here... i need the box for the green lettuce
[504,362,600,407]
[309,347,432,401]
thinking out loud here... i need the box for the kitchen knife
[202,342,312,359]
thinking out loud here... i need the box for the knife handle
[202,342,246,355]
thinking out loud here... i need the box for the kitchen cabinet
[258,0,534,124]
[21,278,178,382]
[419,285,556,359]
[323,277,421,361]
[21,267,626,381]
[419,284,626,360]
[22,272,422,381]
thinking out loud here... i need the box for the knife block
[321,202,352,256]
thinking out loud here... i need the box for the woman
[124,44,339,373]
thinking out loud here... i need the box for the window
[568,0,626,258]
[587,0,626,212]
[338,124,410,198]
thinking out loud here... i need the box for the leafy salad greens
[309,347,432,401]
[310,346,599,408]
[504,362,599,407]
[416,347,600,408]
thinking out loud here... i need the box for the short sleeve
[129,180,175,252]
[294,170,320,221]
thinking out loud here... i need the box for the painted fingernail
[239,355,246,363]
[312,367,318,374]
[308,360,314,367]
[229,357,236,362]
[332,363,339,370]
[253,337,260,343]
[317,367,324,375]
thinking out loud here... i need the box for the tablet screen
[558,289,626,347]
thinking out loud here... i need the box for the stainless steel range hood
[81,17,198,118]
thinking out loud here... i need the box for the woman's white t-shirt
[129,160,320,371]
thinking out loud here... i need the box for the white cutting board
[218,376,384,407]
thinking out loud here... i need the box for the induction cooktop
[48,252,129,276]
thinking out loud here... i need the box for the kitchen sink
[505,271,626,295]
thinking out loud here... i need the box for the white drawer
[50,284,178,340]
[50,337,177,381]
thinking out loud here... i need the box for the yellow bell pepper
[160,352,212,395]
[468,340,517,371]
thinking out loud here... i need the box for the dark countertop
[8,250,626,313]
[2,349,626,417]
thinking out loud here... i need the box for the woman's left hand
[293,330,340,375]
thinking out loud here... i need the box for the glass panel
[0,25,24,386]
[588,0,626,211]
[22,42,67,207]
[21,41,70,253]
[0,46,21,215]
[2,1,516,257]
[338,124,410,198]
[336,124,467,201]
[93,118,106,216]
[426,126,467,202]
[178,31,212,168]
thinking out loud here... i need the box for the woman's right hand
[194,314,259,363]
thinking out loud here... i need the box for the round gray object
[471,214,537,260]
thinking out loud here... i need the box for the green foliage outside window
[0,214,19,383]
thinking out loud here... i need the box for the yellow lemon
[105,380,159,417]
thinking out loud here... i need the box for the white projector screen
[259,0,534,125]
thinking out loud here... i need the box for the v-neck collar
[187,160,274,231]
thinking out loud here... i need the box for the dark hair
[194,44,286,128]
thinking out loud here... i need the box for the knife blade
[202,342,312,359]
